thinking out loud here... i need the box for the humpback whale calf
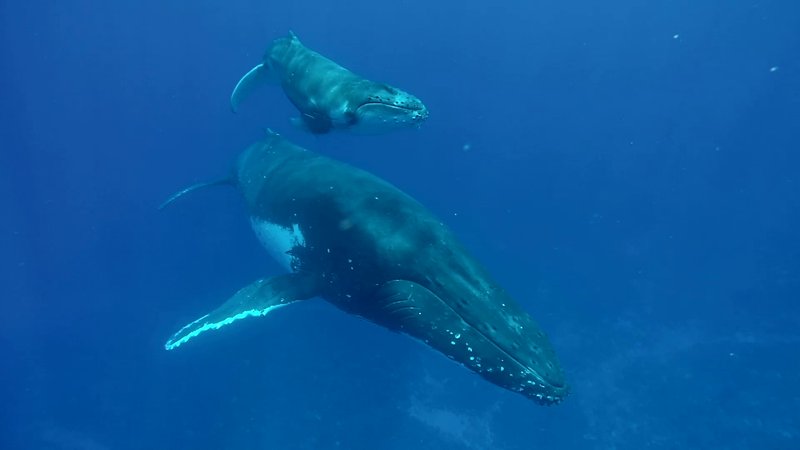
[161,132,568,405]
[230,32,429,134]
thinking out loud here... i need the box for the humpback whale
[161,132,568,405]
[230,32,429,134]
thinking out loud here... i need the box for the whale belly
[250,217,306,271]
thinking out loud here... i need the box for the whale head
[368,260,568,404]
[432,281,570,405]
[347,83,428,133]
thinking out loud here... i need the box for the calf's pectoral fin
[231,62,273,112]
[165,273,318,351]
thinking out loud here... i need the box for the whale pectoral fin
[231,62,273,112]
[164,273,317,351]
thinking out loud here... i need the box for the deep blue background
[2,0,799,449]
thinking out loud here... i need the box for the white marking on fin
[171,313,210,337]
[164,304,288,351]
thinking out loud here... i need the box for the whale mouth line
[465,315,565,391]
[434,295,566,396]
[357,102,424,113]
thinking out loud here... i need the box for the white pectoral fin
[230,62,272,112]
[164,273,317,350]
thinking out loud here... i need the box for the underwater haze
[2,0,799,449]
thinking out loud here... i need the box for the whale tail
[231,62,275,112]
[158,178,233,210]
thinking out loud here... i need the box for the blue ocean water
[2,0,799,448]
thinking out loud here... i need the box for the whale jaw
[348,85,428,134]
[367,279,568,405]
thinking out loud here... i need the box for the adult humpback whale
[161,132,568,405]
[231,32,429,134]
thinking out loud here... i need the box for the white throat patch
[250,218,306,271]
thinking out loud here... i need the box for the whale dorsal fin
[165,273,318,350]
